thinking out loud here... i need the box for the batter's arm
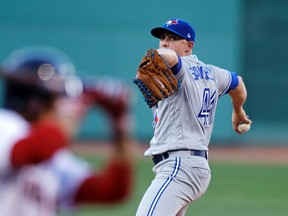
[229,76,252,134]
[73,124,133,204]
[10,122,68,168]
[74,159,132,204]
[74,82,134,204]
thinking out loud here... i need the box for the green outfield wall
[0,0,287,144]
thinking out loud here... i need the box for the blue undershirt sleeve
[229,72,239,90]
[170,55,182,75]
[225,71,239,93]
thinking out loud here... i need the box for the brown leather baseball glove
[133,49,179,108]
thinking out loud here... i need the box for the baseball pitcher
[134,18,252,216]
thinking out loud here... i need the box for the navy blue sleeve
[170,55,182,75]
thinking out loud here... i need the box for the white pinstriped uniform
[136,54,238,216]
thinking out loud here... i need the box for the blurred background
[1,0,287,215]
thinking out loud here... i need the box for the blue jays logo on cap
[166,19,179,26]
[151,18,195,42]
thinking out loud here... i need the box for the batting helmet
[0,45,83,122]
[0,45,83,98]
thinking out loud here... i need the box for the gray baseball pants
[136,150,211,216]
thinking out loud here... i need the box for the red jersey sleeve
[10,122,68,168]
[74,160,133,204]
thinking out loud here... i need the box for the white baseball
[237,123,251,133]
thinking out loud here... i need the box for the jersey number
[198,88,216,125]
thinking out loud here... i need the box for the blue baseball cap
[151,18,195,42]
